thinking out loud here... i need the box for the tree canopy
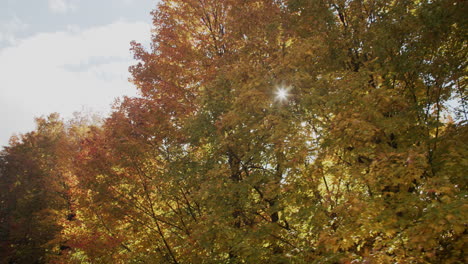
[1,0,467,263]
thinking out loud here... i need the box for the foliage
[1,0,466,263]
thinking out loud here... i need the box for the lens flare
[275,86,291,102]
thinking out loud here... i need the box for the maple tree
[0,114,88,263]
[1,0,466,263]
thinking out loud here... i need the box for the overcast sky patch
[0,0,157,147]
[48,0,75,14]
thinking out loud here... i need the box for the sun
[275,86,291,102]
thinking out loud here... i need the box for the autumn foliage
[1,0,467,263]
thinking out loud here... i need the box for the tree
[0,114,73,263]
[2,0,466,263]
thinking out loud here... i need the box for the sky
[0,0,159,147]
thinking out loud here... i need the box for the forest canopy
[1,0,467,263]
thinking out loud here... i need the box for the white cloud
[0,20,151,146]
[0,16,28,46]
[48,0,76,14]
